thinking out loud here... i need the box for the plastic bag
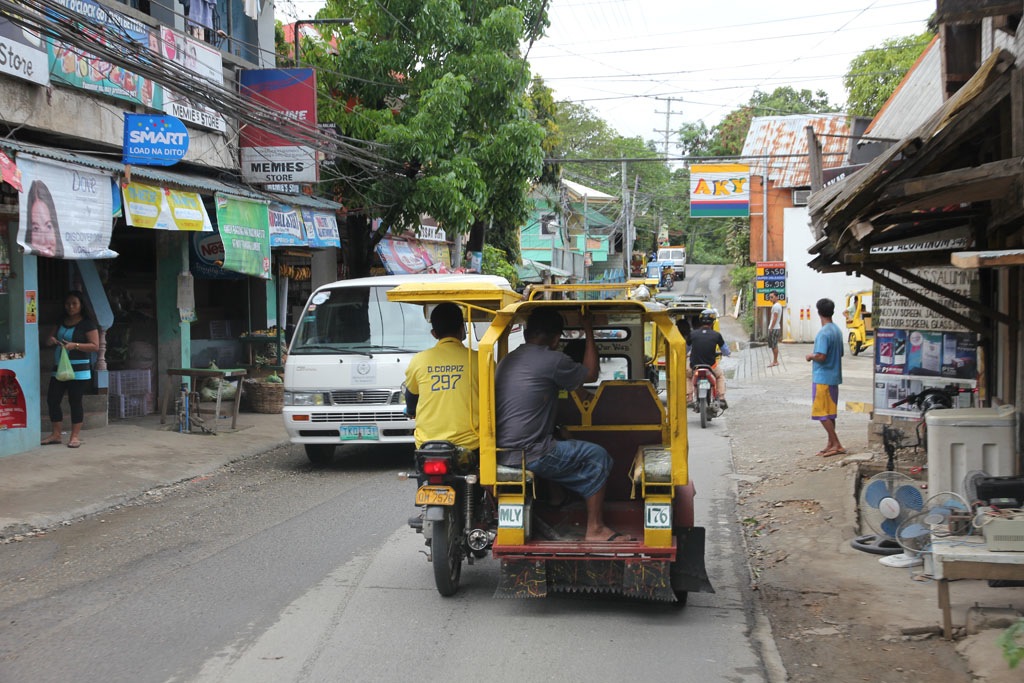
[56,345,75,381]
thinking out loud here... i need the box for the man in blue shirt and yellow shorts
[805,298,846,457]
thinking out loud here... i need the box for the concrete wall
[0,80,236,169]
[782,207,872,343]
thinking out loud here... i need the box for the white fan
[852,471,926,556]
[882,492,970,569]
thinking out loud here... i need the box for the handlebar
[890,384,974,408]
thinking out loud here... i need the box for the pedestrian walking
[42,290,98,448]
[805,297,845,457]
[767,292,782,367]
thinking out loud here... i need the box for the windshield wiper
[363,345,418,353]
[293,344,374,357]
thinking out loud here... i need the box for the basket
[244,379,284,413]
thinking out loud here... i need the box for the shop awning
[267,192,342,210]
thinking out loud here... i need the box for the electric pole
[653,96,685,159]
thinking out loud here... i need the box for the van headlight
[393,384,407,404]
[284,391,327,406]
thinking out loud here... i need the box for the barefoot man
[805,298,846,457]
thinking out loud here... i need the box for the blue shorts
[529,439,612,500]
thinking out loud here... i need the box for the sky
[275,0,936,147]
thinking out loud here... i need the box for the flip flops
[40,436,62,446]
[816,447,847,457]
[67,439,81,449]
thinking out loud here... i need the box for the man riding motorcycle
[686,309,730,409]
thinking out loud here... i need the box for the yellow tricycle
[843,290,874,356]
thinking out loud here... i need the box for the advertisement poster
[239,69,318,184]
[47,0,162,107]
[16,155,117,259]
[376,237,434,274]
[159,27,226,132]
[214,193,271,279]
[122,114,189,166]
[873,328,978,415]
[689,164,750,217]
[301,209,340,248]
[25,290,36,324]
[0,369,27,429]
[188,232,245,280]
[268,202,306,247]
[122,181,212,232]
[874,266,977,332]
[0,18,48,86]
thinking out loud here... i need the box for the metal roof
[864,37,942,141]
[562,178,616,202]
[740,113,851,189]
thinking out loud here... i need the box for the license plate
[340,425,379,441]
[415,485,456,506]
[698,380,710,391]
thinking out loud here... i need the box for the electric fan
[962,470,991,506]
[882,492,971,569]
[851,471,925,555]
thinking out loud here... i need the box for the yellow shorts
[811,384,838,421]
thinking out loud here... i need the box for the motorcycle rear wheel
[432,506,463,597]
[699,397,708,428]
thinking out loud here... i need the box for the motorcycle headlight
[284,391,326,406]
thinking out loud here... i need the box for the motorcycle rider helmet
[697,308,716,326]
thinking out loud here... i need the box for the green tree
[302,1,549,275]
[844,32,934,117]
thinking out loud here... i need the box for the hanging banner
[214,193,271,279]
[239,68,318,184]
[188,231,245,280]
[0,18,48,86]
[122,114,189,166]
[159,27,227,132]
[301,209,340,248]
[122,181,212,231]
[0,369,27,430]
[46,0,162,107]
[16,154,117,259]
[268,202,306,247]
[376,237,434,274]
[0,150,22,191]
[690,163,750,217]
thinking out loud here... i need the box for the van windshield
[290,286,435,354]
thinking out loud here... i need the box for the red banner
[0,369,27,429]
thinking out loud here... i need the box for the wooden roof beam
[952,249,1024,267]
[936,0,1021,23]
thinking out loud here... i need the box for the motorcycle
[691,364,724,428]
[883,384,975,454]
[402,441,496,596]
[659,264,675,291]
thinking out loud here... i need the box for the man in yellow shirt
[404,302,478,450]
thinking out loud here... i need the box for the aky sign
[123,113,189,166]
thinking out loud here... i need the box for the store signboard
[122,114,189,166]
[268,202,306,247]
[46,0,162,107]
[0,370,27,429]
[122,181,212,231]
[239,68,318,184]
[690,163,750,217]
[16,154,117,259]
[188,232,245,280]
[214,193,271,279]
[301,209,340,248]
[159,27,226,132]
[0,18,48,85]
[376,237,433,274]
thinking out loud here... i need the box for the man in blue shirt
[805,298,845,457]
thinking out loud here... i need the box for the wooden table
[159,367,247,433]
[931,535,1024,639]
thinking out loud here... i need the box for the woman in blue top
[41,291,98,448]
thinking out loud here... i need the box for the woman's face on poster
[30,197,57,256]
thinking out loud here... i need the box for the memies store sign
[0,18,48,85]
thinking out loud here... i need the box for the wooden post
[806,125,823,191]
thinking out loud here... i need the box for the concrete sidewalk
[0,412,289,537]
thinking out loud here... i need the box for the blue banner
[123,113,189,166]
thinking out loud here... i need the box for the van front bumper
[283,407,416,444]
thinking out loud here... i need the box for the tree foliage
[301,0,550,274]
[844,32,934,117]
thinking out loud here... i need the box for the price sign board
[755,261,786,307]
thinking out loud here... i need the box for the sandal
[67,439,81,449]
[41,436,62,446]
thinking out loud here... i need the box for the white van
[283,274,518,465]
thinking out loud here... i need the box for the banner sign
[16,154,116,259]
[301,209,340,248]
[239,68,318,184]
[122,181,212,231]
[690,163,750,217]
[0,150,22,191]
[188,231,245,280]
[0,18,48,85]
[376,237,434,274]
[159,27,226,132]
[874,266,977,333]
[214,193,271,279]
[0,369,27,430]
[47,0,162,107]
[268,202,306,247]
[123,114,189,166]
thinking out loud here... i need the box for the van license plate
[415,485,456,506]
[340,425,379,441]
